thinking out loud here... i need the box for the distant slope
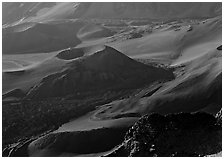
[171,16,221,65]
[2,20,83,54]
[77,23,115,41]
[2,3,221,57]
[2,19,115,54]
[3,2,221,25]
[79,2,221,20]
[109,16,221,65]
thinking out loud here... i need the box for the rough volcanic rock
[217,45,222,50]
[108,111,222,157]
[216,109,222,126]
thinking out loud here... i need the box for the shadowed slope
[2,20,84,54]
[26,46,174,99]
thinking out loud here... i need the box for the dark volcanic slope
[26,46,174,99]
[108,111,222,157]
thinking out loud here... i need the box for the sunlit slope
[2,57,67,95]
[172,17,221,65]
[77,23,115,41]
[109,16,221,65]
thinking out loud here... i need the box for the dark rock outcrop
[217,45,222,50]
[216,109,222,126]
[108,111,222,157]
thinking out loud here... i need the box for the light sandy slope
[109,29,182,62]
[77,22,114,41]
[74,16,221,65]
[2,52,57,71]
[107,16,221,65]
[2,56,67,94]
[171,16,221,65]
